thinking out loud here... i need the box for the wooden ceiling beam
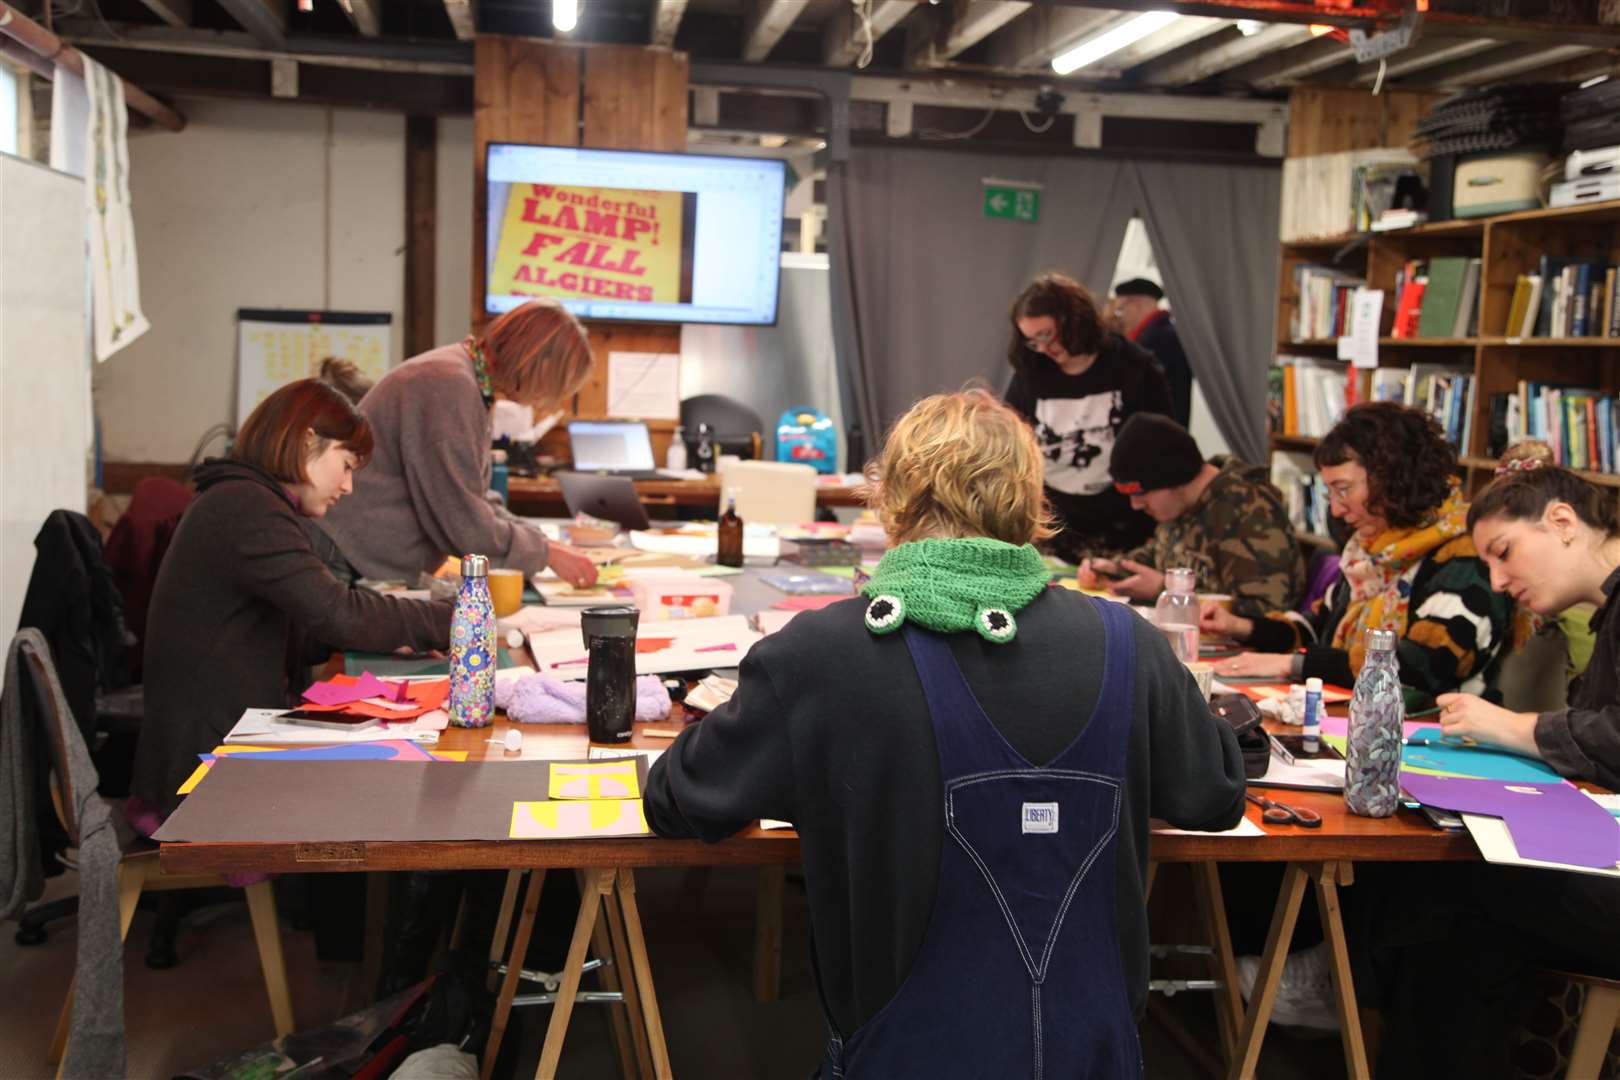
[823,0,916,66]
[987,6,1128,70]
[1137,22,1310,84]
[1347,36,1497,83]
[214,0,287,50]
[133,0,192,30]
[1414,41,1600,84]
[1222,34,1352,88]
[1103,15,1231,71]
[911,0,1032,67]
[337,0,381,37]
[742,0,811,62]
[652,0,687,47]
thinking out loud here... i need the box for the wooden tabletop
[506,475,865,512]
[157,706,1475,876]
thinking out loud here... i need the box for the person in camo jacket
[1078,412,1305,619]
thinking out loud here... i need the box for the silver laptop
[556,472,653,531]
[566,420,661,480]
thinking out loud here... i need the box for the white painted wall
[96,98,407,463]
[2,154,88,637]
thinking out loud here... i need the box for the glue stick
[1303,677,1322,752]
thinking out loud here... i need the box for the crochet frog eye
[865,594,904,634]
[975,607,1016,643]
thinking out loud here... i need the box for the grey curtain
[1128,160,1280,464]
[829,145,1138,460]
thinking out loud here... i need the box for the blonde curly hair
[864,388,1057,546]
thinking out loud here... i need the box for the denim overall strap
[822,597,1142,1080]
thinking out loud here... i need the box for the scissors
[1246,791,1323,828]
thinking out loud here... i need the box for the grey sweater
[320,344,552,580]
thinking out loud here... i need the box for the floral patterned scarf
[1332,487,1472,673]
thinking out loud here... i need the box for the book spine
[1610,268,1620,337]
[1574,263,1593,337]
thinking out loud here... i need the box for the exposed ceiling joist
[1099,15,1231,71]
[652,0,686,48]
[133,0,192,31]
[1223,35,1353,88]
[215,0,288,51]
[58,21,474,74]
[1419,41,1599,84]
[338,0,382,37]
[1510,49,1620,84]
[743,0,811,62]
[912,1,1032,67]
[1136,22,1310,84]
[986,5,1124,70]
[823,0,916,66]
[1040,0,1620,48]
[443,0,475,40]
[1348,36,1497,83]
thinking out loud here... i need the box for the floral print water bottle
[449,553,496,728]
[1345,628,1403,817]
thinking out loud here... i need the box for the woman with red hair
[130,379,451,816]
[321,299,600,589]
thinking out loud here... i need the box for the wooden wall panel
[1286,86,1446,157]
[472,37,581,328]
[473,37,689,467]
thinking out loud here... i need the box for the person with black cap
[1112,279,1192,427]
[1079,412,1305,617]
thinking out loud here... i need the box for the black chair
[679,394,765,461]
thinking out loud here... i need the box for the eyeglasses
[1024,329,1058,351]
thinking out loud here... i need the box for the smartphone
[278,709,382,732]
[1269,733,1345,763]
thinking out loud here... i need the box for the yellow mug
[488,568,525,617]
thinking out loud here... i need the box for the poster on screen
[235,309,392,425]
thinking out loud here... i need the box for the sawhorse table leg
[1225,861,1369,1080]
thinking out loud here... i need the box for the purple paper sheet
[1400,773,1620,869]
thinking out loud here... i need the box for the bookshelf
[1272,200,1620,505]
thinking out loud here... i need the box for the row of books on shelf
[1504,257,1620,339]
[1389,257,1482,339]
[1290,266,1365,340]
[1488,382,1620,474]
[1270,453,1334,536]
[1270,357,1476,450]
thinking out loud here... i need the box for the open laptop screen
[567,421,656,472]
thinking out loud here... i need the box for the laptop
[566,420,662,480]
[556,472,653,531]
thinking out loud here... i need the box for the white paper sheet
[607,352,681,419]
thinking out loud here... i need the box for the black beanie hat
[1110,413,1203,494]
[1113,278,1165,301]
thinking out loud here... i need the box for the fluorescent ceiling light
[1051,12,1180,74]
[553,0,578,33]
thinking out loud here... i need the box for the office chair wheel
[14,925,47,946]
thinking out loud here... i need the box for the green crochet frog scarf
[860,538,1051,644]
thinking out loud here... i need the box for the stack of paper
[527,614,762,679]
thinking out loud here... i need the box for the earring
[1562,534,1574,547]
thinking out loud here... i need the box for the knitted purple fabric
[496,673,671,725]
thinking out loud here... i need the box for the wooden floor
[0,864,1345,1078]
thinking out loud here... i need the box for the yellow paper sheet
[509,798,649,839]
[549,760,641,800]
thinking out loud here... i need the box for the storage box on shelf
[1271,202,1620,501]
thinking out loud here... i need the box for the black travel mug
[581,605,640,743]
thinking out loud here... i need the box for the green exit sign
[984,185,1040,222]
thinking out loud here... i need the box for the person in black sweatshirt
[1004,273,1174,560]
[645,388,1244,1079]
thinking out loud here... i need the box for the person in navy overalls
[647,389,1248,1078]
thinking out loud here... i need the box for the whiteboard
[1,154,89,639]
[235,309,392,425]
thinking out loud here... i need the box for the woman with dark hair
[130,380,452,817]
[1349,458,1620,1080]
[1206,402,1511,698]
[321,299,600,589]
[1433,458,1620,784]
[1003,273,1173,559]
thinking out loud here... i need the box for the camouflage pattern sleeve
[1205,477,1306,619]
[1121,533,1159,570]
[1397,536,1514,699]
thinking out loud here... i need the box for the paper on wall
[607,352,681,419]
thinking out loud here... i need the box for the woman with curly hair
[1003,273,1173,560]
[1205,402,1512,698]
